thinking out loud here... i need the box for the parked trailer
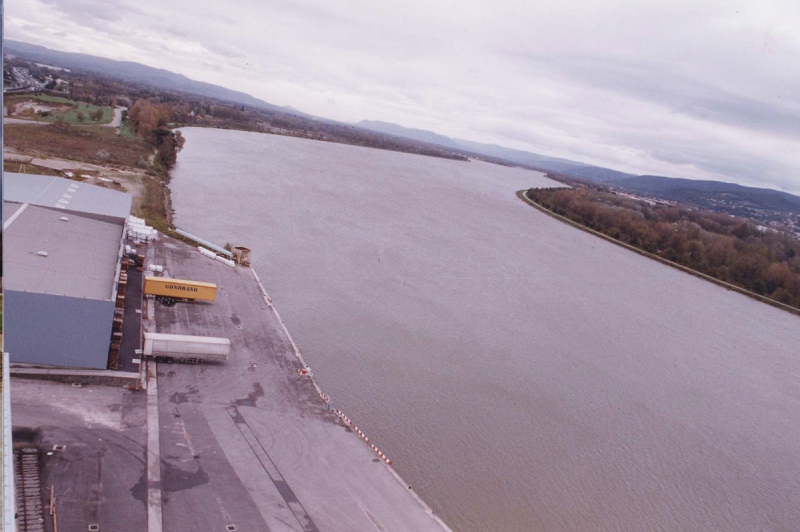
[144,276,217,306]
[143,332,230,363]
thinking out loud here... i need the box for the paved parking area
[11,379,148,532]
[9,234,451,532]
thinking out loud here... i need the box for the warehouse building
[3,173,132,369]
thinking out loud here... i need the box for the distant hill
[537,163,636,182]
[5,40,295,113]
[355,119,636,181]
[9,40,794,213]
[614,175,800,213]
[357,120,462,149]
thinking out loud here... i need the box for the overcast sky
[6,0,800,193]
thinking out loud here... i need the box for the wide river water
[171,128,800,532]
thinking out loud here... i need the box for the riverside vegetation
[526,187,800,311]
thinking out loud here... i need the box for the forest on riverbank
[526,187,800,311]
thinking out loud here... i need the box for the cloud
[515,53,800,140]
[40,0,145,23]
[5,0,800,194]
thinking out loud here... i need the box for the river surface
[171,127,800,532]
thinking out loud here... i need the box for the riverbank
[146,234,453,531]
[517,189,800,317]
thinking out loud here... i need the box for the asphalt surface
[150,236,450,532]
[10,379,148,532]
[118,254,144,373]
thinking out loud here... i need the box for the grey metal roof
[2,202,23,224]
[3,172,132,220]
[3,202,125,300]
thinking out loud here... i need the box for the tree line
[41,64,470,161]
[526,187,800,310]
[126,99,185,169]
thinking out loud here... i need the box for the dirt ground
[14,101,68,115]
[4,146,147,210]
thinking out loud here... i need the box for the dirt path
[4,148,147,207]
[101,107,126,128]
[3,117,47,125]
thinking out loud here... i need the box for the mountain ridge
[7,40,798,211]
[355,119,637,181]
[612,175,800,213]
[5,40,296,114]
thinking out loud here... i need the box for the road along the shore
[146,235,453,532]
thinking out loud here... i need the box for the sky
[6,0,800,194]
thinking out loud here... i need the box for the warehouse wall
[5,291,115,369]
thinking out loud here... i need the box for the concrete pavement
[10,379,148,532]
[150,236,452,532]
[10,367,139,386]
[9,233,453,532]
[146,360,163,532]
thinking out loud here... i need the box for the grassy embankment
[517,190,800,315]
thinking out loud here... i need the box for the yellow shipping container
[144,276,217,301]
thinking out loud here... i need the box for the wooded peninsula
[525,187,800,311]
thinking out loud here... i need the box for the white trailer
[143,332,230,363]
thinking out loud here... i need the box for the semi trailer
[144,276,217,306]
[143,332,230,363]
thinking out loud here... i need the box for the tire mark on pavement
[228,405,320,532]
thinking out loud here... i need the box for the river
[171,127,800,532]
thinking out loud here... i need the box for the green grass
[137,174,172,232]
[22,95,114,125]
[118,120,138,139]
[32,94,75,105]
